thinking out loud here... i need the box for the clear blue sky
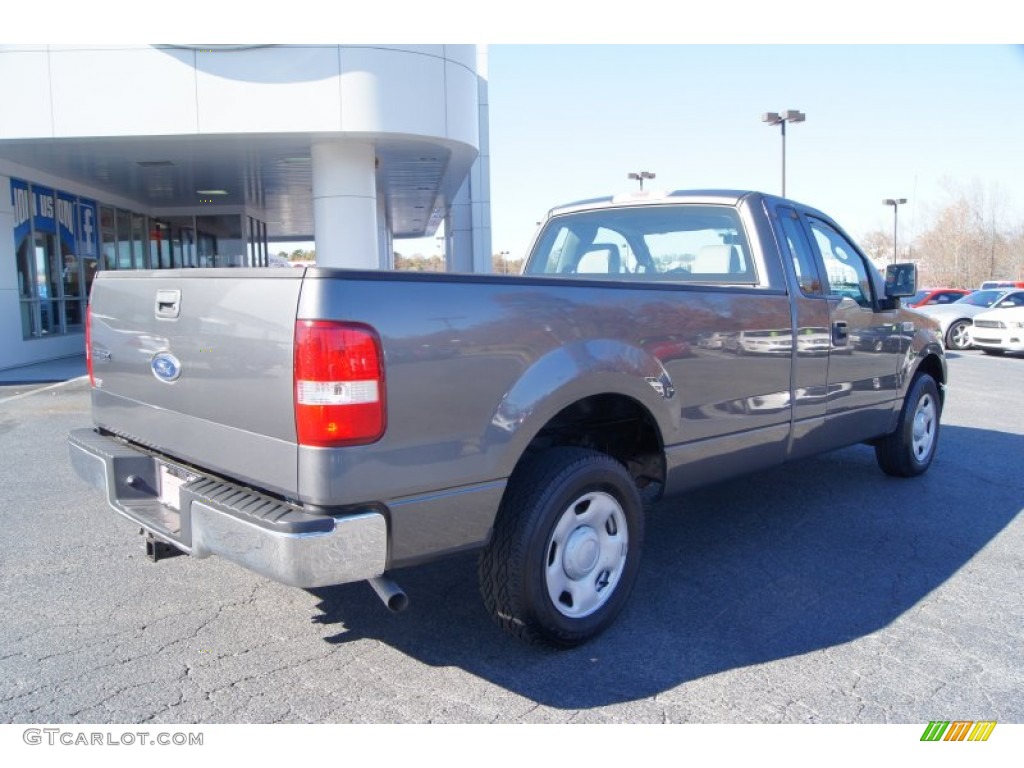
[485,44,1024,260]
[24,5,1024,262]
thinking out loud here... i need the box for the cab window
[777,207,823,295]
[526,205,756,284]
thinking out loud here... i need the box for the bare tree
[1004,222,1024,281]
[859,230,892,266]
[911,179,1021,288]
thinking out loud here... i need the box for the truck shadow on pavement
[308,424,1022,710]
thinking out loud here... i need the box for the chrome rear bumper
[68,428,387,588]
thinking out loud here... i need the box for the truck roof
[547,189,757,217]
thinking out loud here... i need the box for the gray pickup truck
[68,190,946,647]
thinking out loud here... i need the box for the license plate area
[158,462,198,512]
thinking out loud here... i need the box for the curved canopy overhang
[0,132,478,240]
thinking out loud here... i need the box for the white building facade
[0,44,491,371]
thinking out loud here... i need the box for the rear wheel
[875,373,941,477]
[479,447,644,648]
[945,319,971,350]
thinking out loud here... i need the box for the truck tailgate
[88,269,303,498]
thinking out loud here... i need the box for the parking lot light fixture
[883,198,908,265]
[628,171,656,191]
[762,110,805,197]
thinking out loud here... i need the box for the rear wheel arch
[516,392,667,495]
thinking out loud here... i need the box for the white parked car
[966,306,1024,355]
[914,288,1024,350]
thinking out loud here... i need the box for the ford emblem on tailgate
[151,351,182,383]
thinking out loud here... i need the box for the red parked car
[904,288,971,308]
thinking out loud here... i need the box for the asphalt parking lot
[1,351,1021,724]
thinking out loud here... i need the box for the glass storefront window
[180,226,194,267]
[197,214,244,268]
[247,216,256,267]
[12,178,272,342]
[62,252,85,329]
[16,235,33,299]
[151,220,172,269]
[131,213,147,269]
[62,253,82,297]
[164,216,197,268]
[100,206,117,271]
[34,233,61,335]
[116,209,133,269]
[11,180,98,338]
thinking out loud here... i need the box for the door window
[807,218,874,308]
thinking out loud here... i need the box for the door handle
[832,321,848,345]
[154,289,181,320]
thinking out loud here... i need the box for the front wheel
[945,319,971,350]
[479,447,644,648]
[875,374,941,477]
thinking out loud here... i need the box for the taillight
[294,321,386,447]
[85,305,95,387]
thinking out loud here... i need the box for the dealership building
[0,44,491,371]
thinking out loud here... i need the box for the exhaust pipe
[368,575,409,613]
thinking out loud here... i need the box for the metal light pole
[883,198,907,264]
[628,171,655,191]
[762,110,805,197]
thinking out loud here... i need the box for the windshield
[906,290,929,305]
[956,290,1004,307]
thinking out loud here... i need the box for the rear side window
[526,205,756,284]
[777,206,823,295]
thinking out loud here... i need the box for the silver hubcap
[950,323,969,349]
[545,491,628,618]
[912,392,937,462]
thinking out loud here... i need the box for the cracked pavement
[1,350,1021,724]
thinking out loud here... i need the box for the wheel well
[522,394,665,495]
[914,353,946,407]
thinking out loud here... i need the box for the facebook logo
[78,200,98,258]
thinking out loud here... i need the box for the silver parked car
[913,288,1024,350]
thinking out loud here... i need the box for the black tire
[945,319,971,351]
[478,447,644,648]
[981,348,1005,356]
[875,374,941,477]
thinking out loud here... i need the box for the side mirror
[885,263,917,298]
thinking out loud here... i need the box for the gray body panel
[79,191,947,578]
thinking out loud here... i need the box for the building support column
[311,141,379,269]
[446,179,473,273]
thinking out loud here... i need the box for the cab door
[774,206,831,437]
[804,215,901,443]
